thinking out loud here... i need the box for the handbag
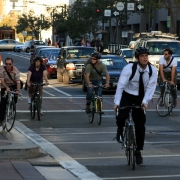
[4,66,24,89]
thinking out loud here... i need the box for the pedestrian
[47,38,51,46]
[0,54,3,66]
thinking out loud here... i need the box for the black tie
[139,71,144,99]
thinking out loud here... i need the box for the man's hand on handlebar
[45,82,49,85]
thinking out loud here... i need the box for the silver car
[0,39,22,51]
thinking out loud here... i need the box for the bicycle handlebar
[31,83,45,86]
[117,105,146,115]
[3,89,23,98]
[91,85,108,89]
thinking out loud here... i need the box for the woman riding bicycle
[27,56,49,114]
[0,57,21,125]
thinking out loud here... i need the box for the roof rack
[133,31,179,39]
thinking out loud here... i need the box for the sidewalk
[0,127,78,180]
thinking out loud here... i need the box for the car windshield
[41,49,60,57]
[67,48,94,59]
[146,42,180,55]
[101,57,127,69]
[34,41,45,45]
[48,52,59,61]
[123,50,133,58]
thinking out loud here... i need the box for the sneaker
[114,129,123,143]
[135,150,143,165]
[27,98,31,104]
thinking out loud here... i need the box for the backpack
[129,62,152,81]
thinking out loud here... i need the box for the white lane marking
[48,85,71,96]
[43,89,55,96]
[102,175,180,180]
[74,154,180,160]
[8,52,29,59]
[14,121,101,180]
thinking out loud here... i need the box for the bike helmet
[135,46,149,58]
[91,52,101,59]
[34,56,43,64]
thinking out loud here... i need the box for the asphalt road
[1,51,180,180]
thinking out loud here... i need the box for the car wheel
[82,78,87,92]
[13,47,16,52]
[63,73,69,84]
[57,71,63,82]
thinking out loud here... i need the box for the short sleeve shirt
[28,65,46,82]
[159,56,177,72]
[0,66,20,88]
[85,62,108,80]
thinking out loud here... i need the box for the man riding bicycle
[85,52,110,113]
[159,48,177,107]
[114,47,157,165]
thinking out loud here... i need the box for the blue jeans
[86,80,102,101]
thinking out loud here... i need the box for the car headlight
[66,63,76,70]
[50,64,57,68]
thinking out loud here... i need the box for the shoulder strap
[129,62,152,81]
[4,66,16,84]
[129,62,137,80]
[90,63,102,78]
[163,57,174,69]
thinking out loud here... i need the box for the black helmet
[91,52,101,59]
[34,56,43,63]
[135,46,149,58]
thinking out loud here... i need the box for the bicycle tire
[97,98,102,125]
[129,126,136,170]
[31,98,36,119]
[124,126,130,165]
[36,96,41,121]
[5,102,16,132]
[89,104,94,123]
[156,93,173,117]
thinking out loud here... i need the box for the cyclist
[113,47,157,165]
[85,52,110,113]
[27,56,49,114]
[0,57,21,125]
[159,48,177,107]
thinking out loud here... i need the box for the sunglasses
[5,63,12,65]
[92,58,98,60]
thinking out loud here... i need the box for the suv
[133,31,180,69]
[57,46,95,84]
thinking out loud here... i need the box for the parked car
[0,39,22,51]
[14,40,46,53]
[116,48,133,62]
[81,55,128,91]
[57,46,95,84]
[45,52,59,78]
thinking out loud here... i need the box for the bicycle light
[66,63,76,70]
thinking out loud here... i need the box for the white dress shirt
[114,63,157,106]
[159,56,177,72]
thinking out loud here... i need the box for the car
[172,54,180,86]
[29,45,55,64]
[14,40,46,53]
[57,46,95,84]
[81,54,128,91]
[133,31,180,70]
[0,39,22,51]
[37,48,61,64]
[116,48,133,62]
[45,52,59,78]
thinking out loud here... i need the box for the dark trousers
[116,91,146,150]
[0,87,18,121]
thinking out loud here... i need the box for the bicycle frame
[91,86,102,113]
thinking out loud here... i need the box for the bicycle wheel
[123,126,130,165]
[89,104,94,123]
[30,98,36,119]
[36,96,41,121]
[129,126,136,170]
[97,98,102,125]
[156,93,173,117]
[5,102,16,132]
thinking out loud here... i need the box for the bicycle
[88,85,106,125]
[118,105,146,170]
[29,82,45,121]
[156,81,176,117]
[2,89,22,132]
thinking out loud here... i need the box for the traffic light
[96,9,101,16]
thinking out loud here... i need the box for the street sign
[104,9,111,17]
[137,3,144,10]
[167,16,171,28]
[113,11,120,16]
[116,2,124,11]
[127,3,135,11]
